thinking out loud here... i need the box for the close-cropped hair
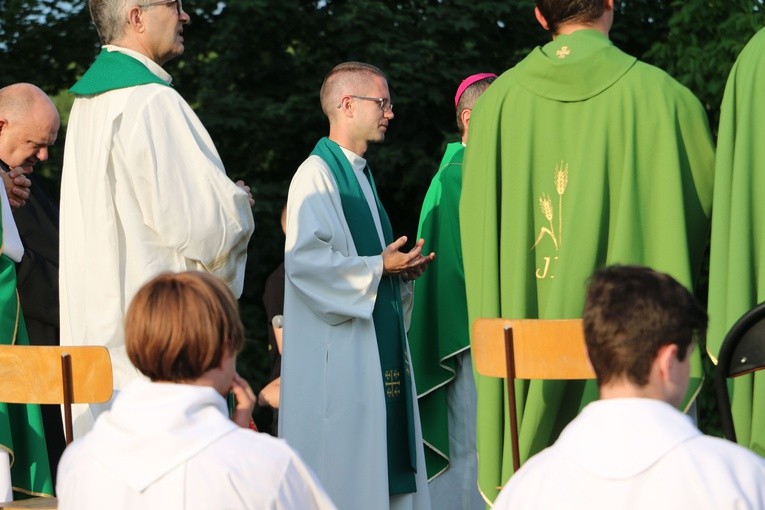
[320,61,387,117]
[89,0,132,45]
[125,271,245,382]
[456,76,496,135]
[535,0,605,34]
[583,265,708,387]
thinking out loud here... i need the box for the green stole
[409,142,467,479]
[70,48,171,96]
[311,137,417,495]
[0,170,54,497]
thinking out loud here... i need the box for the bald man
[0,83,58,207]
[0,82,59,500]
[280,62,433,510]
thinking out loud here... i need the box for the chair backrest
[473,318,594,380]
[472,318,594,473]
[715,302,765,443]
[0,495,58,508]
[0,345,113,444]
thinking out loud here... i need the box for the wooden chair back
[0,345,113,444]
[472,318,595,472]
[0,496,57,508]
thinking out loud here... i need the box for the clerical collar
[338,146,368,172]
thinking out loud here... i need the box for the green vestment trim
[311,137,417,495]
[0,206,53,498]
[461,29,714,503]
[708,27,765,456]
[409,142,467,479]
[70,48,170,96]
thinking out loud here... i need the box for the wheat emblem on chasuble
[533,161,569,279]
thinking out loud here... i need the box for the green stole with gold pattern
[311,137,417,494]
[0,170,54,497]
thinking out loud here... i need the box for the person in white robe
[494,265,765,510]
[59,0,255,436]
[56,271,336,510]
[280,62,434,510]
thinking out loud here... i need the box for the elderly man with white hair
[60,0,255,436]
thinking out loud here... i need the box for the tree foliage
[2,0,764,432]
[645,0,765,131]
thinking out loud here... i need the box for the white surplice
[280,150,430,510]
[56,380,336,510]
[0,186,22,263]
[494,398,765,509]
[59,46,254,436]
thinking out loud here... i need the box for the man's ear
[604,0,615,12]
[535,6,550,31]
[460,108,472,133]
[126,5,146,33]
[337,96,354,118]
[655,343,679,382]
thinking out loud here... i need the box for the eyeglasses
[140,0,182,14]
[350,95,394,113]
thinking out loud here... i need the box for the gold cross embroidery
[384,370,402,398]
[556,46,571,59]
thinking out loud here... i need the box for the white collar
[85,379,237,491]
[103,44,173,85]
[338,146,368,173]
[553,398,701,478]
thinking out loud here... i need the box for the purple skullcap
[454,73,498,107]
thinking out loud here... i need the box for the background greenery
[2,0,763,434]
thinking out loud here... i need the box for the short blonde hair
[126,272,245,382]
[319,61,386,117]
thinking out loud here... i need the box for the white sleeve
[285,156,382,325]
[120,88,254,295]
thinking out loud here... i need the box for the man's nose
[36,147,49,162]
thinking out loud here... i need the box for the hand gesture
[382,236,435,280]
[236,180,255,207]
[2,167,32,209]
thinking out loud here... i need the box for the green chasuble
[0,218,53,498]
[409,142,468,479]
[311,138,418,495]
[460,30,714,504]
[708,27,765,456]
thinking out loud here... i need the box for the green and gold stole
[0,162,54,497]
[312,137,417,495]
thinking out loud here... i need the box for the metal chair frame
[714,302,765,443]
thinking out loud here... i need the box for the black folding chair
[715,302,765,442]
